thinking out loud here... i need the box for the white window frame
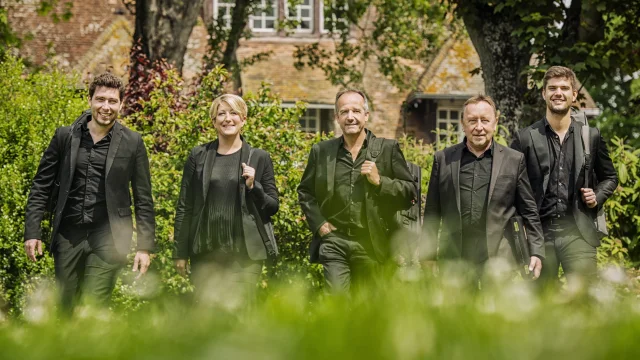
[436,107,463,145]
[250,0,278,33]
[213,0,235,29]
[282,103,334,133]
[285,0,314,33]
[320,0,349,33]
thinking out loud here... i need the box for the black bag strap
[581,123,591,189]
[246,147,255,166]
[366,137,385,163]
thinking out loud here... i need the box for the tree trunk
[133,0,204,73]
[221,0,253,94]
[459,2,532,139]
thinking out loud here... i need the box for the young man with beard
[24,73,156,313]
[298,89,417,294]
[422,95,544,285]
[511,66,618,290]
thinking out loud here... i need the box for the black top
[62,121,112,226]
[326,134,370,232]
[198,150,244,254]
[540,119,575,222]
[459,141,493,263]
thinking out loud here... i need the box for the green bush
[0,55,639,316]
[0,56,86,314]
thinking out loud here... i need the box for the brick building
[6,0,598,142]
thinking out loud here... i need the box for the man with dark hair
[511,66,618,290]
[24,72,155,313]
[298,89,417,294]
[422,95,544,284]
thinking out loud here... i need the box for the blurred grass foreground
[2,263,640,360]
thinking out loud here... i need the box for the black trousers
[318,231,381,295]
[538,216,598,291]
[53,221,126,313]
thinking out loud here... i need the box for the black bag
[505,215,532,277]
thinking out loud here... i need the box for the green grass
[2,263,640,360]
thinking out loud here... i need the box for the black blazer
[24,114,156,255]
[511,119,618,247]
[297,131,417,263]
[173,139,279,261]
[422,142,544,261]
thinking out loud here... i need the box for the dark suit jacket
[173,139,279,261]
[422,142,544,262]
[297,131,417,263]
[24,113,156,255]
[511,119,618,247]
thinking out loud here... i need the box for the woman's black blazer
[173,139,279,260]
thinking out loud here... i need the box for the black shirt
[459,140,493,263]
[540,119,575,222]
[198,151,244,254]
[326,133,371,232]
[62,121,111,226]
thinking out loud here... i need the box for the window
[321,0,349,33]
[213,0,235,29]
[286,0,313,32]
[283,103,335,133]
[250,0,277,32]
[299,108,321,132]
[436,108,462,145]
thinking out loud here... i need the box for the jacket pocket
[117,207,132,217]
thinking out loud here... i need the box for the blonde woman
[173,94,279,302]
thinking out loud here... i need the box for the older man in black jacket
[511,66,618,290]
[422,95,544,284]
[298,89,417,294]
[24,73,155,312]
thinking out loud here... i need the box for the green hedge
[0,56,637,315]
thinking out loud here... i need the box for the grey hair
[334,88,369,113]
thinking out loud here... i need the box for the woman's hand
[241,163,255,189]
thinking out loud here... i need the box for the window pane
[438,110,447,119]
[301,9,310,17]
[299,119,306,128]
[450,110,459,120]
[253,19,261,28]
[309,119,316,129]
[438,122,447,130]
[265,20,274,28]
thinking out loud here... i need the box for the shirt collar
[83,117,115,139]
[544,117,575,133]
[339,128,370,148]
[463,138,494,157]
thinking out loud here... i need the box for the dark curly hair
[89,72,125,101]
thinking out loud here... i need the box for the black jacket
[173,140,279,261]
[24,112,156,255]
[511,119,618,247]
[422,142,545,261]
[297,131,417,263]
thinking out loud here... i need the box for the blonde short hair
[209,94,248,122]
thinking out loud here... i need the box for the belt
[542,215,574,228]
[335,227,369,239]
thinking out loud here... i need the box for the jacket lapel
[202,140,218,200]
[326,138,340,198]
[105,122,123,179]
[530,121,550,195]
[451,143,463,214]
[68,119,84,182]
[487,143,504,205]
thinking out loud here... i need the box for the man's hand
[241,163,256,190]
[24,239,43,262]
[529,256,542,279]
[174,259,188,276]
[132,250,151,279]
[580,188,597,208]
[318,222,336,237]
[361,160,381,186]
